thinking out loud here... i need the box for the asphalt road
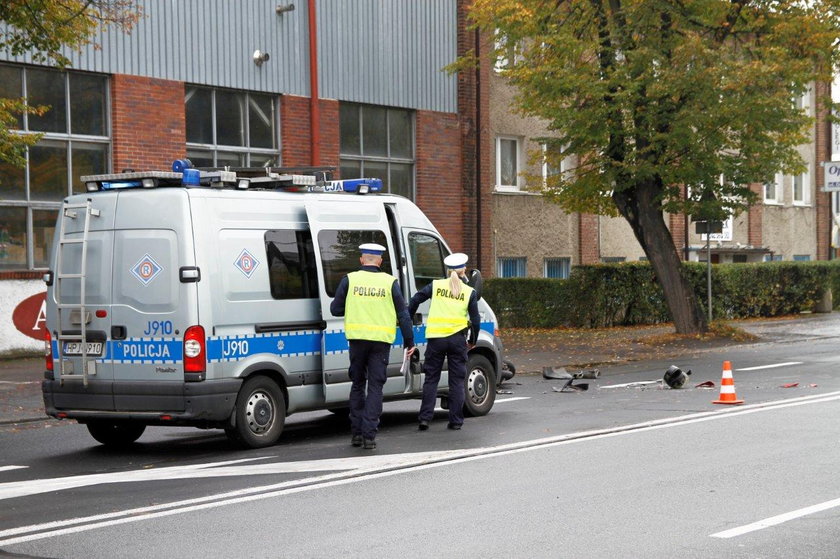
[1,334,840,558]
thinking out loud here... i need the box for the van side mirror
[467,269,483,300]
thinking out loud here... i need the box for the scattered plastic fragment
[600,380,661,389]
[552,383,589,393]
[695,380,716,389]
[780,382,799,388]
[496,389,514,394]
[810,383,818,388]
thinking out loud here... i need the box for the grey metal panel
[317,0,457,113]
[0,0,457,111]
[0,0,310,95]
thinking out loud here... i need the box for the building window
[494,30,520,72]
[541,142,566,188]
[764,173,782,204]
[794,85,811,117]
[601,257,626,263]
[339,103,415,199]
[185,86,279,168]
[763,254,783,262]
[544,257,570,279]
[792,164,811,205]
[495,137,520,192]
[497,257,526,278]
[0,64,109,270]
[793,254,811,261]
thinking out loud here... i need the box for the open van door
[306,200,405,403]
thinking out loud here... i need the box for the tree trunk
[614,181,708,334]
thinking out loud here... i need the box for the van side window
[408,233,446,291]
[265,230,318,299]
[317,230,391,296]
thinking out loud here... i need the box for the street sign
[822,161,840,192]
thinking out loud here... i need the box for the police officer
[330,243,415,449]
[408,253,480,431]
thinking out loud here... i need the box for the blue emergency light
[326,178,383,193]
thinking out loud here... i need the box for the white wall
[0,280,46,355]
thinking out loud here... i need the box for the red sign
[12,291,47,341]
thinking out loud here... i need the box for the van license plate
[63,342,103,356]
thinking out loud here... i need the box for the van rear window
[264,230,318,299]
[317,230,391,296]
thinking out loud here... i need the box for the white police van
[42,162,508,448]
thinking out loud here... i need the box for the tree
[464,0,840,333]
[0,1,140,166]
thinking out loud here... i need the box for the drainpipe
[308,0,320,165]
[474,27,483,269]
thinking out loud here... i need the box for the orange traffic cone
[713,361,744,405]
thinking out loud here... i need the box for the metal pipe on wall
[308,0,321,165]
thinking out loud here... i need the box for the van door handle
[111,325,127,340]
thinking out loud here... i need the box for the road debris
[780,382,799,388]
[663,365,691,389]
[695,380,716,389]
[599,380,662,389]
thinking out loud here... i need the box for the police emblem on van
[234,249,259,278]
[131,254,163,285]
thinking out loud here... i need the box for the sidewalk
[3,313,839,425]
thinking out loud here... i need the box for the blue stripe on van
[207,330,321,363]
[49,322,496,364]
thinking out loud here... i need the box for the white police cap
[359,243,386,255]
[444,252,468,269]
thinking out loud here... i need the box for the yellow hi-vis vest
[345,270,398,343]
[426,278,474,338]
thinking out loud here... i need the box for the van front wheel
[228,376,285,449]
[86,420,146,447]
[463,354,496,417]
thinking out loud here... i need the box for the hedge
[483,260,840,329]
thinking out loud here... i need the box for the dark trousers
[418,333,467,426]
[348,340,390,440]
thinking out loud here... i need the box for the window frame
[495,136,521,192]
[763,172,783,205]
[497,256,526,278]
[543,257,571,279]
[338,103,416,200]
[792,163,811,206]
[0,64,110,270]
[185,86,280,168]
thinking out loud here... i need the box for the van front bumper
[42,378,242,426]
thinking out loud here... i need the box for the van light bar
[142,178,157,188]
[323,178,383,193]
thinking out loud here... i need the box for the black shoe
[351,435,363,447]
[418,420,429,431]
[363,438,376,449]
[447,423,462,430]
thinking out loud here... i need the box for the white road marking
[0,451,464,502]
[0,381,39,385]
[735,361,803,371]
[0,466,27,473]
[710,497,840,538]
[2,390,840,547]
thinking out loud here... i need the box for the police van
[42,162,508,448]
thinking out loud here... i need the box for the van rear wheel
[86,420,146,447]
[463,354,496,417]
[227,376,285,449]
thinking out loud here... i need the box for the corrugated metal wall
[0,0,457,113]
[317,0,457,112]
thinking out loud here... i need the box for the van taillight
[45,331,54,373]
[183,325,206,373]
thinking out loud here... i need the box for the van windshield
[317,230,392,296]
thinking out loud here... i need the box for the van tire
[86,420,146,447]
[228,376,285,449]
[463,354,496,417]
